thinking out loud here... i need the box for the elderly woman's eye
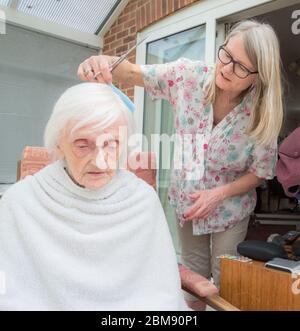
[104,140,118,149]
[73,140,90,154]
[110,140,119,148]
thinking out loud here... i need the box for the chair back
[18,146,156,189]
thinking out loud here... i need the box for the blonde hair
[205,20,283,146]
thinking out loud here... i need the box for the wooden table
[220,258,300,310]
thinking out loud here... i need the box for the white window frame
[133,0,300,136]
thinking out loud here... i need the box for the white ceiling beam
[9,0,20,10]
[0,4,103,49]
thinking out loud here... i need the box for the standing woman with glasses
[78,20,283,310]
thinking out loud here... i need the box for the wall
[102,0,200,99]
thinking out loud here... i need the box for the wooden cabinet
[220,258,300,310]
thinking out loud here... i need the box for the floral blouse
[141,58,277,235]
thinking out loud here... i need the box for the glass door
[143,25,206,258]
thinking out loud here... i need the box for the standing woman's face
[215,35,258,95]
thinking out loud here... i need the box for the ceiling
[0,0,122,34]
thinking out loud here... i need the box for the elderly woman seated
[0,83,189,311]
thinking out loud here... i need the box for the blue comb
[109,83,135,113]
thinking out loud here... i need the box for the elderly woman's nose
[94,149,108,170]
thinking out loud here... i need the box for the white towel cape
[0,161,188,311]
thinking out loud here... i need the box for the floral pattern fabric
[141,58,277,235]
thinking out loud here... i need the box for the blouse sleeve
[140,58,210,104]
[248,141,278,180]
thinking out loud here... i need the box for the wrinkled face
[215,34,258,94]
[57,114,127,190]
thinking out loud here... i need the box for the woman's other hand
[183,187,226,221]
[77,55,113,84]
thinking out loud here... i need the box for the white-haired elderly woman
[78,20,284,310]
[0,83,189,311]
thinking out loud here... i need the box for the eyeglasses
[218,46,258,79]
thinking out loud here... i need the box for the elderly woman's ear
[55,143,65,160]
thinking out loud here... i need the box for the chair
[17,146,238,311]
[267,177,289,212]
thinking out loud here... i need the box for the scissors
[93,35,148,80]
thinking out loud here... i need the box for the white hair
[44,82,135,160]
